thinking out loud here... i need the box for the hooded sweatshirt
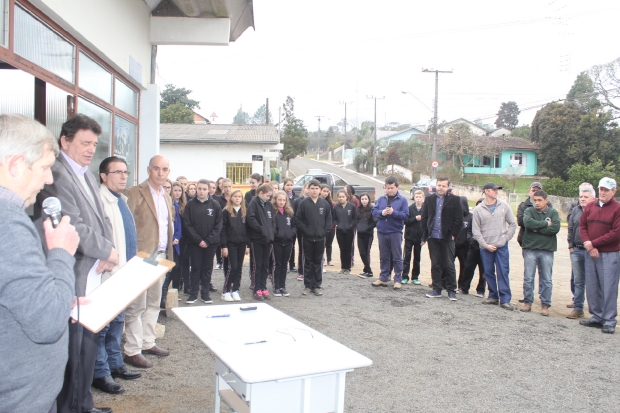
[356,205,376,237]
[472,198,516,250]
[274,210,297,245]
[333,202,357,233]
[183,195,223,246]
[220,207,250,248]
[295,196,333,240]
[246,196,276,243]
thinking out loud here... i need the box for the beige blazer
[124,180,173,259]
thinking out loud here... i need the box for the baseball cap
[598,177,617,190]
[530,182,543,190]
[483,182,503,191]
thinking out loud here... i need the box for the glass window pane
[0,69,34,117]
[115,79,137,117]
[1,0,6,47]
[14,6,75,83]
[46,82,70,140]
[78,97,111,177]
[79,52,112,103]
[114,116,137,187]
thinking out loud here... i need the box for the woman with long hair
[215,177,224,196]
[344,184,359,208]
[320,184,336,267]
[356,193,376,278]
[161,181,185,308]
[271,190,296,296]
[220,189,250,301]
[187,183,197,201]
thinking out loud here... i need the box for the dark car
[410,178,437,199]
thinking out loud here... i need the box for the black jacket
[292,195,305,213]
[455,196,472,248]
[274,210,297,245]
[244,189,256,206]
[420,192,463,242]
[246,197,276,243]
[295,197,333,240]
[405,203,424,243]
[356,205,376,237]
[215,194,227,210]
[220,208,250,248]
[333,202,357,233]
[183,196,223,247]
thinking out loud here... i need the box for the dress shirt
[60,150,94,203]
[148,182,169,252]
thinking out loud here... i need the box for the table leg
[334,372,346,413]
[300,377,312,413]
[214,373,221,413]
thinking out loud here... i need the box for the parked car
[293,172,376,201]
[410,178,437,199]
[305,168,324,175]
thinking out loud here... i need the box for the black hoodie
[356,204,376,237]
[405,203,424,243]
[274,210,297,245]
[220,208,250,248]
[333,202,357,233]
[295,196,333,240]
[246,197,276,243]
[244,189,256,206]
[455,196,472,248]
[183,195,223,247]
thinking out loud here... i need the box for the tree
[160,84,200,110]
[511,124,531,140]
[545,159,616,197]
[280,96,309,171]
[160,102,194,124]
[495,101,520,130]
[385,145,401,174]
[590,56,620,112]
[566,72,600,113]
[232,106,250,124]
[249,104,273,125]
[441,123,485,177]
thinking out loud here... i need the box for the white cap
[598,177,617,190]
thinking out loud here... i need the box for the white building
[0,0,254,185]
[160,124,282,183]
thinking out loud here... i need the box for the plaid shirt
[0,186,25,209]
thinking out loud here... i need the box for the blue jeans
[570,248,586,311]
[378,232,403,283]
[480,244,512,304]
[94,311,125,378]
[523,249,554,307]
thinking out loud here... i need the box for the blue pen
[206,314,230,318]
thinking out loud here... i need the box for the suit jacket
[420,193,463,243]
[124,180,173,259]
[100,184,135,281]
[34,153,114,296]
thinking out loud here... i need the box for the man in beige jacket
[94,156,142,394]
[123,155,173,368]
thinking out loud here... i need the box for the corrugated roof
[160,124,280,143]
[414,134,538,150]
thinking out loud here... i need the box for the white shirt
[148,182,169,252]
[61,150,95,203]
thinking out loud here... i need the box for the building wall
[160,143,279,181]
[35,0,151,87]
[463,150,537,175]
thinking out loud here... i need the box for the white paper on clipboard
[84,260,101,296]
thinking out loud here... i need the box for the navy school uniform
[246,197,276,294]
[333,202,357,270]
[273,210,297,292]
[356,205,376,275]
[220,207,250,294]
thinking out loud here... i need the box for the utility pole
[339,101,352,135]
[422,68,452,179]
[366,95,384,177]
[266,98,269,124]
[315,115,325,161]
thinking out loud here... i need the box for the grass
[458,174,540,194]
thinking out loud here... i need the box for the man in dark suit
[421,177,463,301]
[35,114,118,413]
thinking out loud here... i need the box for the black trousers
[402,238,422,279]
[179,239,191,293]
[303,237,326,290]
[273,243,293,290]
[289,243,296,269]
[325,228,336,262]
[189,244,217,298]
[357,235,374,274]
[215,246,222,265]
[223,243,245,293]
[336,230,355,270]
[458,246,486,293]
[455,245,469,283]
[57,322,98,412]
[427,238,457,292]
[251,241,272,292]
[297,233,304,275]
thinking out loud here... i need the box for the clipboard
[70,251,175,333]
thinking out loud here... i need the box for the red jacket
[579,198,620,252]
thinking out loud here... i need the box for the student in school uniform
[402,190,425,284]
[220,189,250,302]
[356,193,376,278]
[246,183,276,300]
[271,190,297,297]
[245,173,263,290]
[293,182,311,281]
[320,184,336,267]
[334,189,356,274]
[282,178,298,272]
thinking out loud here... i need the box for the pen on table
[206,314,230,318]
[245,340,267,345]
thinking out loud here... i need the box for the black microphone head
[42,197,62,215]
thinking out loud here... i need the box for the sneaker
[221,292,233,302]
[426,290,442,298]
[412,279,421,285]
[323,268,327,273]
[448,291,457,301]
[344,269,351,275]
[518,297,525,303]
[394,282,402,290]
[289,267,297,272]
[186,296,197,304]
[273,289,282,297]
[358,272,368,277]
[302,288,312,295]
[262,289,271,300]
[500,302,518,311]
[474,291,484,298]
[339,269,346,274]
[297,274,304,281]
[364,273,374,278]
[482,298,499,305]
[312,289,323,296]
[231,291,241,301]
[280,288,290,297]
[200,295,213,304]
[209,284,218,292]
[371,279,388,287]
[328,261,334,266]
[253,290,264,300]
[215,263,222,270]
[401,278,409,284]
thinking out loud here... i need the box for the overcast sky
[156,0,619,132]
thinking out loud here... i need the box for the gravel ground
[93,260,620,413]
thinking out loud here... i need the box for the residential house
[440,118,489,136]
[489,127,512,137]
[379,127,426,147]
[193,112,211,124]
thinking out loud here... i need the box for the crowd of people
[2,112,620,413]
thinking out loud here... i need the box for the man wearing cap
[472,183,518,310]
[579,177,620,334]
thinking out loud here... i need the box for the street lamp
[366,95,384,177]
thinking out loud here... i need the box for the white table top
[173,303,372,383]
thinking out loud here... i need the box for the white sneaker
[231,290,241,301]
[323,268,327,273]
[221,292,233,302]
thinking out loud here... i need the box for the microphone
[42,197,62,228]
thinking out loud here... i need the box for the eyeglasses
[105,170,130,176]
[149,166,170,173]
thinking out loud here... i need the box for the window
[114,116,138,187]
[115,79,137,117]
[78,97,111,177]
[333,174,348,186]
[1,0,6,47]
[14,6,75,83]
[510,152,527,166]
[79,52,112,103]
[226,163,252,184]
[482,155,500,168]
